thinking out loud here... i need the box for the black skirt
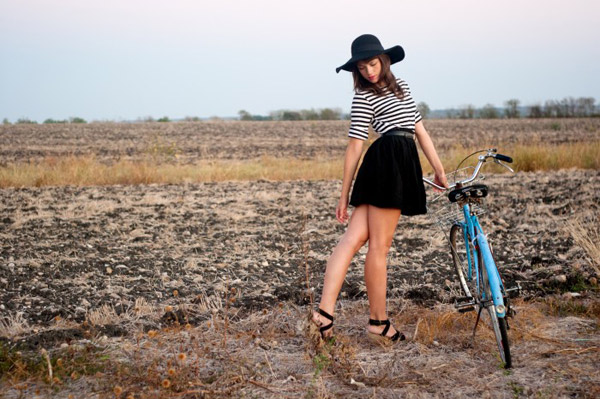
[349,134,427,216]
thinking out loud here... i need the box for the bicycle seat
[448,184,488,203]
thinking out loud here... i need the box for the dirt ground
[0,120,599,397]
[1,169,598,328]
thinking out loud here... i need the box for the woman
[311,34,448,344]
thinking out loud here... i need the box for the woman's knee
[367,239,392,256]
[339,232,368,252]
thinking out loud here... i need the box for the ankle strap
[318,308,334,322]
[369,319,391,337]
[369,319,390,326]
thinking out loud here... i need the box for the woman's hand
[336,196,349,224]
[433,170,448,192]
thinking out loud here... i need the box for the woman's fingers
[432,172,448,193]
[336,197,350,223]
[336,204,348,224]
[435,172,448,188]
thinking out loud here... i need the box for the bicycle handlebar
[494,154,513,163]
[423,148,514,191]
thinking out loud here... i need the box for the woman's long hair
[352,54,404,99]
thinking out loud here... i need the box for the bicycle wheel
[449,224,476,298]
[481,262,512,368]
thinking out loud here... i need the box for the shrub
[458,105,476,119]
[238,110,253,121]
[281,111,302,121]
[479,104,499,119]
[528,104,543,118]
[16,118,37,124]
[504,99,520,118]
[184,116,201,122]
[319,108,341,120]
[417,102,431,119]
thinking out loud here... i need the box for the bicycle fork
[471,231,509,340]
[476,232,507,317]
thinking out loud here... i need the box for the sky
[1,0,599,122]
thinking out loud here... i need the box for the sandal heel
[368,318,405,344]
[309,308,334,340]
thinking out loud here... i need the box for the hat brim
[335,45,405,73]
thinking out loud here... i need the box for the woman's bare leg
[314,205,369,331]
[364,205,401,336]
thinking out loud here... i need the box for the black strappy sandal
[368,319,405,344]
[310,308,334,340]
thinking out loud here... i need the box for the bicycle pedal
[505,283,522,297]
[455,300,476,313]
[456,296,475,303]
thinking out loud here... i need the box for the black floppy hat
[336,34,405,73]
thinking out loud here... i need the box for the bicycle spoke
[449,224,476,298]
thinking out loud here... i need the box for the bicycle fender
[476,233,506,317]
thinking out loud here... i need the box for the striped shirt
[348,78,422,141]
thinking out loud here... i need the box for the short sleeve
[398,78,423,124]
[397,78,410,94]
[348,92,373,141]
[415,109,423,124]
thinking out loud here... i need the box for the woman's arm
[336,138,364,223]
[415,121,448,189]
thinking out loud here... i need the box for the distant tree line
[2,116,88,125]
[530,97,596,118]
[3,97,596,125]
[239,108,346,121]
[442,97,597,119]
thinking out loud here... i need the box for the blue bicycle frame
[460,204,507,318]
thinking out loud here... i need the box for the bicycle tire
[481,262,512,368]
[449,224,476,298]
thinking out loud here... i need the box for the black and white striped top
[348,78,422,141]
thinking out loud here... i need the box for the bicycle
[423,148,519,369]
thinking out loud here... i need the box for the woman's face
[357,57,382,84]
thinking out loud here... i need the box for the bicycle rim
[449,224,476,298]
[482,264,512,368]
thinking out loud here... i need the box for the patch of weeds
[567,273,593,293]
[535,386,560,399]
[306,339,335,399]
[0,340,110,386]
[495,354,511,372]
[542,272,594,293]
[1,341,46,382]
[0,341,11,376]
[145,136,180,162]
[509,381,525,398]
[312,350,332,377]
[541,297,600,319]
[550,122,561,131]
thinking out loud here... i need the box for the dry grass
[2,298,599,398]
[1,141,598,188]
[566,219,600,275]
[0,155,344,187]
[420,140,600,175]
[0,312,30,338]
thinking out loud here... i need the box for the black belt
[381,128,415,139]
